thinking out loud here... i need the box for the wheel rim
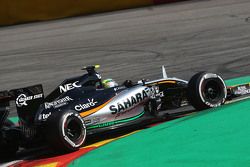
[64,117,83,142]
[201,79,224,104]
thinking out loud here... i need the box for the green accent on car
[87,111,145,130]
[9,117,19,123]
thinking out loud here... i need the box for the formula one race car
[0,65,249,157]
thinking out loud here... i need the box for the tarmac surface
[0,0,250,117]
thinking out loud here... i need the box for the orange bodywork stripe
[80,98,113,117]
[157,80,176,84]
[146,80,177,86]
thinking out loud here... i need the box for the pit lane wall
[0,0,182,26]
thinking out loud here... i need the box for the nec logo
[59,81,81,93]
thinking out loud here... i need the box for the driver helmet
[102,79,118,88]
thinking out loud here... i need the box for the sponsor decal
[59,81,81,93]
[84,120,91,124]
[234,84,250,95]
[84,118,100,125]
[38,112,52,120]
[150,86,164,98]
[114,86,125,91]
[45,96,73,109]
[93,117,101,124]
[75,98,98,111]
[110,89,149,115]
[16,93,43,107]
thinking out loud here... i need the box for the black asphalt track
[0,0,250,117]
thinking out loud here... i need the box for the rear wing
[10,84,44,125]
[0,85,44,125]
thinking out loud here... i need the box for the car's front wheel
[188,72,227,111]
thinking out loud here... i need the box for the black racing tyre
[44,110,86,153]
[188,72,227,111]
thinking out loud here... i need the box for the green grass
[225,76,250,86]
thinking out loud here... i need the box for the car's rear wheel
[45,110,86,153]
[188,72,227,111]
